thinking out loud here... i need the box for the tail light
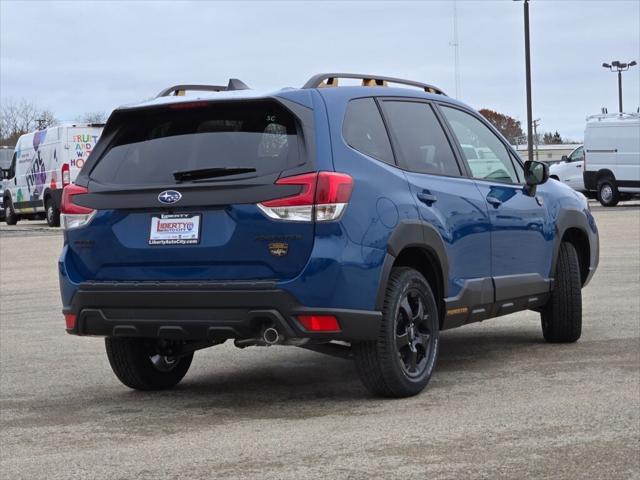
[60,183,96,230]
[61,163,70,186]
[257,171,353,222]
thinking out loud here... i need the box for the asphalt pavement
[1,202,639,479]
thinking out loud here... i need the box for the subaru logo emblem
[158,190,182,205]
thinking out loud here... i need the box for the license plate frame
[148,213,202,246]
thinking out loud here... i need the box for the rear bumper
[63,281,382,342]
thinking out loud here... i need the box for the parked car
[549,145,586,192]
[582,112,640,206]
[58,74,599,397]
[3,124,103,226]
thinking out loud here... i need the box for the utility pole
[451,0,461,99]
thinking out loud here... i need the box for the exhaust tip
[263,327,280,345]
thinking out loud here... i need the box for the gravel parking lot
[1,202,639,480]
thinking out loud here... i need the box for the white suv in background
[550,145,586,193]
[583,112,640,206]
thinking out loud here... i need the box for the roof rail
[586,112,640,122]
[302,73,447,95]
[156,78,250,98]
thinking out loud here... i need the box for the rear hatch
[67,99,316,282]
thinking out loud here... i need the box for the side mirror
[523,160,549,196]
[561,155,569,162]
[524,160,549,185]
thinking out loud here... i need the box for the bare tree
[78,111,107,124]
[0,99,58,145]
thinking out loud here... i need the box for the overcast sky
[1,0,639,141]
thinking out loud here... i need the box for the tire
[45,198,60,227]
[353,267,440,398]
[4,198,18,225]
[105,337,193,391]
[597,178,619,207]
[541,242,582,343]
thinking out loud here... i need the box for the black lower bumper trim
[66,284,382,342]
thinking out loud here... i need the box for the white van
[3,123,103,226]
[583,112,640,206]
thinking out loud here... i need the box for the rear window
[381,101,460,176]
[343,98,394,165]
[90,101,300,185]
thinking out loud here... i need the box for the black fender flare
[595,169,616,182]
[551,208,598,285]
[375,221,449,310]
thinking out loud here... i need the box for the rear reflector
[257,171,353,222]
[64,313,77,329]
[297,315,341,332]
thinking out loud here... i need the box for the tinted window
[441,106,520,183]
[381,101,460,176]
[90,101,300,186]
[343,98,394,164]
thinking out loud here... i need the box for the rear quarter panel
[282,89,420,311]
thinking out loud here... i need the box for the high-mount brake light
[60,183,96,230]
[257,172,353,222]
[61,163,70,186]
[168,101,209,110]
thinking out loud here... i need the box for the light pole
[532,118,541,161]
[514,0,534,164]
[602,60,637,113]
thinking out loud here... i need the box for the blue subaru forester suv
[59,74,599,397]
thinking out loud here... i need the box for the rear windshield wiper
[173,167,256,182]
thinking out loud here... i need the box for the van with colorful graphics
[3,123,103,226]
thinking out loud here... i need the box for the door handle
[486,195,503,207]
[417,192,437,205]
[576,164,582,168]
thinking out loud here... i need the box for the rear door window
[343,98,394,164]
[380,100,461,176]
[89,101,300,186]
